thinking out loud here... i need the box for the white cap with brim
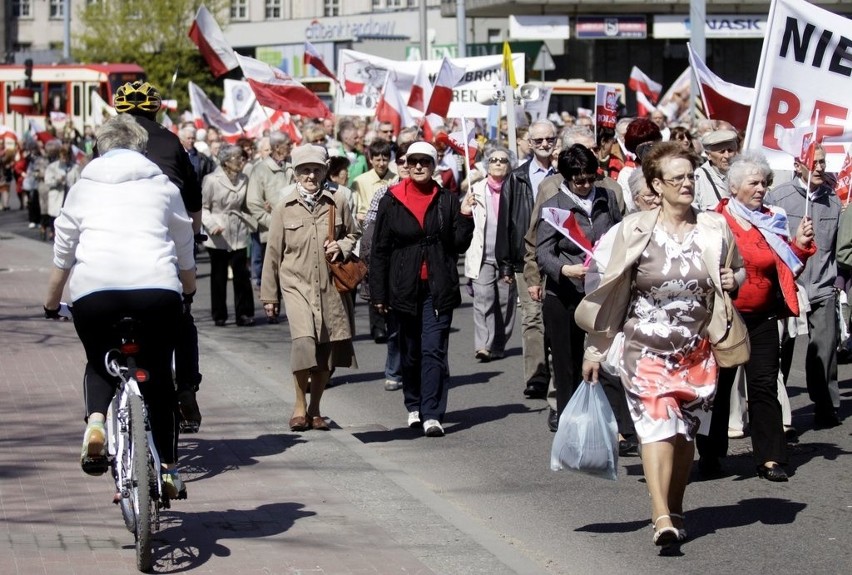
[406,141,438,164]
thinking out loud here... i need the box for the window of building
[387,0,405,8]
[13,0,32,18]
[265,0,283,19]
[324,0,340,17]
[231,0,249,21]
[372,0,382,8]
[49,0,64,19]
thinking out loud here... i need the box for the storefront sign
[576,16,647,39]
[305,17,398,42]
[653,14,768,39]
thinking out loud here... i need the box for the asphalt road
[3,207,850,574]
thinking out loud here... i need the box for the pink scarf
[486,175,503,216]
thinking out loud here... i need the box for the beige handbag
[711,242,751,367]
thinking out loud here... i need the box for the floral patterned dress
[619,226,718,443]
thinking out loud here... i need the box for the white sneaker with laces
[407,411,420,428]
[423,419,444,437]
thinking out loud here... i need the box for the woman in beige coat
[260,145,360,432]
[202,144,256,326]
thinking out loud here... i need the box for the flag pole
[805,111,820,219]
[461,116,472,192]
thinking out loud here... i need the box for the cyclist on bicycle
[112,80,204,432]
[44,114,196,498]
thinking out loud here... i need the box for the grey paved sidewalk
[0,223,543,575]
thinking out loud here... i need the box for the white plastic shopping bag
[550,380,619,480]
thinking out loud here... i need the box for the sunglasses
[406,157,433,167]
[489,157,510,164]
[530,137,557,146]
[571,175,596,186]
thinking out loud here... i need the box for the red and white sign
[8,88,36,115]
[687,44,754,133]
[236,54,331,119]
[188,5,239,77]
[744,0,852,171]
[595,84,619,129]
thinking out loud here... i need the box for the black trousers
[73,289,182,464]
[208,247,255,322]
[698,313,786,466]
[543,291,586,416]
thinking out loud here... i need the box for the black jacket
[496,162,540,277]
[536,186,622,297]
[370,184,474,316]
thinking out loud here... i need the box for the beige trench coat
[201,167,253,252]
[575,207,745,362]
[260,184,361,342]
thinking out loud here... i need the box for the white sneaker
[28,222,37,229]
[407,411,421,428]
[423,419,444,437]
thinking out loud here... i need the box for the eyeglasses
[530,137,557,146]
[661,173,696,186]
[571,175,597,186]
[489,157,510,165]
[406,157,433,167]
[395,157,407,165]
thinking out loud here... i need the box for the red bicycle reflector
[120,342,140,354]
[135,369,149,383]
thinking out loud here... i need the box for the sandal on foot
[80,422,108,476]
[652,515,680,547]
[670,513,687,541]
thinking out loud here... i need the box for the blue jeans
[384,311,402,383]
[396,289,453,422]
[250,232,263,286]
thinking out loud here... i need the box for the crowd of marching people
[26,81,848,554]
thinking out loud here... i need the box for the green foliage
[72,0,229,113]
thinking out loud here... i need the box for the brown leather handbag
[711,241,751,367]
[326,203,367,293]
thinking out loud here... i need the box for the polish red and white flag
[375,73,414,136]
[407,63,432,113]
[834,149,852,206]
[635,91,657,118]
[187,81,245,137]
[188,5,239,78]
[424,57,466,118]
[304,41,339,84]
[236,54,332,119]
[628,66,662,103]
[687,43,754,133]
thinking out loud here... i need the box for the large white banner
[744,0,852,171]
[337,49,525,118]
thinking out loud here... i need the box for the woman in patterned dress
[577,141,743,551]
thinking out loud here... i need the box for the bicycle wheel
[128,393,154,572]
[110,400,136,533]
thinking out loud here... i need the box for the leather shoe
[236,315,255,326]
[371,326,388,343]
[289,415,310,432]
[214,319,227,327]
[756,464,788,482]
[311,416,330,431]
[618,438,639,456]
[814,408,841,429]
[523,383,547,399]
[547,408,558,432]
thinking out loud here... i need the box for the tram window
[73,84,83,116]
[29,82,44,114]
[46,83,67,113]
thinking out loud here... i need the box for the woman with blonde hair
[577,141,743,551]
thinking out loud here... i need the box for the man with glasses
[694,129,739,211]
[767,145,842,429]
[496,119,558,400]
[246,131,295,308]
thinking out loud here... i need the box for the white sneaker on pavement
[423,419,444,437]
[385,379,403,391]
[407,411,420,428]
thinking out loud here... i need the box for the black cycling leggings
[73,289,182,464]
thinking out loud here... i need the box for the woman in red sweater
[698,151,816,481]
